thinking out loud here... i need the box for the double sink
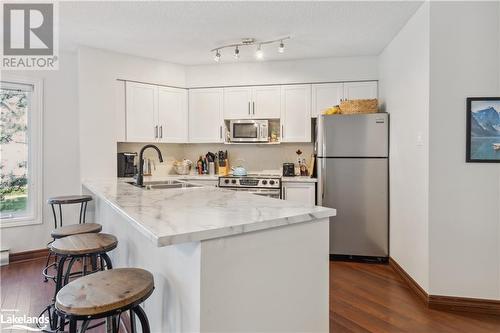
[128,180,202,190]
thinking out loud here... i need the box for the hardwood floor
[1,258,500,332]
[330,261,500,333]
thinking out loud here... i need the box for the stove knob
[269,180,275,185]
[231,179,237,184]
[262,180,268,185]
[224,179,230,184]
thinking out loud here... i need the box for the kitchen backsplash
[117,142,314,175]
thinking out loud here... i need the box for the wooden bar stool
[43,195,99,282]
[55,268,154,333]
[43,233,118,331]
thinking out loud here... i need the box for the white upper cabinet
[126,82,158,142]
[311,83,344,118]
[343,81,378,100]
[189,88,224,143]
[157,87,188,143]
[223,87,253,119]
[223,86,281,119]
[125,82,188,143]
[281,84,311,142]
[252,85,281,119]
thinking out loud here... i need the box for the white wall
[186,56,378,88]
[428,1,500,299]
[78,47,186,180]
[378,2,430,291]
[1,52,81,252]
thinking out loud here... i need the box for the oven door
[230,120,268,142]
[232,188,281,199]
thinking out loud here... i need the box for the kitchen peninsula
[83,178,336,333]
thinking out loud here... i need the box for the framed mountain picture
[466,97,500,162]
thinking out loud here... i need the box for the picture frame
[466,97,500,163]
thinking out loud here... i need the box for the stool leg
[51,256,67,329]
[132,306,150,333]
[59,313,66,332]
[64,257,77,285]
[68,318,77,333]
[129,309,136,333]
[100,253,113,270]
[43,251,53,282]
[80,319,90,333]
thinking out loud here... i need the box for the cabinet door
[158,87,188,143]
[251,85,281,119]
[125,82,157,142]
[343,81,378,100]
[281,85,311,142]
[311,83,343,118]
[223,87,252,119]
[189,88,224,143]
[283,183,316,206]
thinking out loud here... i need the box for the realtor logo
[1,2,58,70]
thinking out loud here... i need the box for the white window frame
[0,74,43,228]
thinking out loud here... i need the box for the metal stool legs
[61,304,151,333]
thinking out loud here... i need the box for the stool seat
[50,233,118,256]
[48,195,92,205]
[51,223,102,239]
[55,268,154,317]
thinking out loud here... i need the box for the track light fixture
[255,44,264,60]
[278,40,285,53]
[211,36,290,62]
[214,49,221,62]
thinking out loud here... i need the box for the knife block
[218,160,229,176]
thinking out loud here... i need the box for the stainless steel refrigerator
[316,113,389,262]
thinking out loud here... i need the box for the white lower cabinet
[282,182,316,206]
[189,88,224,143]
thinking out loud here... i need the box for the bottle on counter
[197,156,203,175]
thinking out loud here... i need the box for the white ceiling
[59,1,423,66]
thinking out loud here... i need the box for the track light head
[255,44,264,60]
[214,49,221,62]
[278,40,285,53]
[234,46,240,59]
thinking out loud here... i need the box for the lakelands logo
[1,2,59,70]
[1,309,49,331]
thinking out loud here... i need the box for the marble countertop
[83,178,335,247]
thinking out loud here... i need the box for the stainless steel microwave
[229,120,269,143]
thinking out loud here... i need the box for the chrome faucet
[136,144,164,187]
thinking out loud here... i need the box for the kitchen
[1,1,500,333]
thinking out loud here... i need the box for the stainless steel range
[218,175,281,199]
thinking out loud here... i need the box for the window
[0,76,42,227]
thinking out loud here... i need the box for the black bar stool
[43,195,99,282]
[41,232,118,331]
[55,268,154,333]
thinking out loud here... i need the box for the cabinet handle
[281,125,284,139]
[252,101,255,115]
[220,125,222,139]
[248,101,251,115]
[160,125,163,139]
[282,187,286,200]
[154,125,158,138]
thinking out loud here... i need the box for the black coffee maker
[117,152,137,177]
